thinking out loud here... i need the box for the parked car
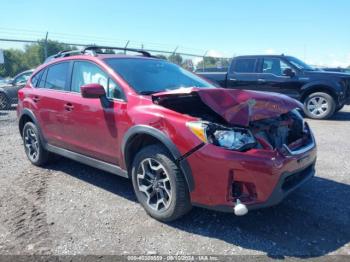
[17,47,317,221]
[322,67,350,74]
[0,69,34,110]
[196,55,350,119]
[0,76,6,84]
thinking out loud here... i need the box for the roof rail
[45,46,153,64]
[82,46,152,57]
[53,50,83,58]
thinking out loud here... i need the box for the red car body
[17,51,317,217]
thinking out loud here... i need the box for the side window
[44,62,69,90]
[31,71,43,87]
[233,59,256,73]
[72,61,124,99]
[262,58,294,76]
[108,78,125,100]
[71,61,108,93]
[38,69,48,88]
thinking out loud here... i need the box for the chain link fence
[0,37,231,114]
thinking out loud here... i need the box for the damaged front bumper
[186,131,317,213]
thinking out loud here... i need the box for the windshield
[286,56,315,71]
[104,58,214,94]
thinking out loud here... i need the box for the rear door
[29,62,71,147]
[256,57,301,99]
[226,58,259,90]
[61,60,126,165]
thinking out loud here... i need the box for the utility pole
[124,40,130,54]
[44,32,49,59]
[172,46,179,56]
[202,50,208,71]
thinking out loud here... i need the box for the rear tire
[0,93,11,110]
[303,92,336,119]
[131,144,192,222]
[22,122,51,166]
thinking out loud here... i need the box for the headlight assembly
[186,121,256,151]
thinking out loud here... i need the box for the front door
[256,57,301,99]
[61,61,126,165]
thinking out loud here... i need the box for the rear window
[233,58,256,73]
[44,62,69,90]
[31,70,43,87]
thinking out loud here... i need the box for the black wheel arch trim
[19,108,47,145]
[301,81,341,98]
[122,125,195,192]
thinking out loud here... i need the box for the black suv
[197,55,350,119]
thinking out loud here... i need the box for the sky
[0,0,350,67]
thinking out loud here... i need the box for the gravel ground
[0,107,349,259]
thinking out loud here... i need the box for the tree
[0,49,27,77]
[156,54,167,60]
[168,53,183,65]
[196,57,230,70]
[0,40,76,77]
[182,59,194,71]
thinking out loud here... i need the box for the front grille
[281,164,313,191]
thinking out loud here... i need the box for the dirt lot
[0,107,349,259]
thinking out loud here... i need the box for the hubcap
[307,96,329,116]
[136,158,172,212]
[24,127,39,161]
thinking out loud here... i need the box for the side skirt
[46,144,128,178]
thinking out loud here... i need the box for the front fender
[301,80,341,94]
[122,125,195,192]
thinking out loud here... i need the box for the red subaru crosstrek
[17,46,317,221]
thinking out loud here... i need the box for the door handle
[229,78,237,81]
[64,103,74,111]
[257,78,266,83]
[33,96,40,103]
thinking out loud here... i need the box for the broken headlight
[186,121,256,151]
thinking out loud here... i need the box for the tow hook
[233,199,248,216]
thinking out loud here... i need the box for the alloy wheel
[136,158,172,212]
[24,127,39,161]
[307,96,329,117]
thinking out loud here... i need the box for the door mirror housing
[81,83,111,108]
[283,68,295,77]
[81,83,106,98]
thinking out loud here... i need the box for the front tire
[22,122,51,166]
[303,92,336,119]
[131,144,191,222]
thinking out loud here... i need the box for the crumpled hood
[152,88,302,126]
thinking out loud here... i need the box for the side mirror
[283,68,295,77]
[81,83,106,98]
[81,83,111,108]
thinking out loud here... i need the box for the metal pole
[172,46,179,56]
[203,50,208,71]
[44,32,48,59]
[124,40,130,54]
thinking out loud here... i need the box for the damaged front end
[152,88,314,155]
[250,109,315,155]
